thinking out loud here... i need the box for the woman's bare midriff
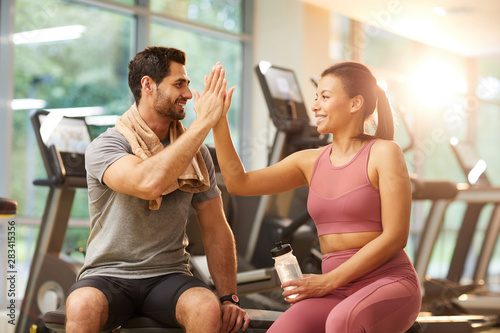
[319,231,382,254]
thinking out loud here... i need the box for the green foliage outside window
[12,0,243,218]
[150,0,242,33]
[10,0,245,298]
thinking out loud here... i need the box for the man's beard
[153,91,186,120]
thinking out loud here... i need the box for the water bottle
[271,241,303,299]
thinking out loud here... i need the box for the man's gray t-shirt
[78,127,221,280]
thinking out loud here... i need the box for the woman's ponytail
[374,86,394,140]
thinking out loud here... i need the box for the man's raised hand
[193,63,227,127]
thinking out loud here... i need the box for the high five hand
[193,63,227,127]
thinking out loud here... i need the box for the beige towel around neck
[115,104,210,210]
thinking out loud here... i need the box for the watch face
[232,294,239,303]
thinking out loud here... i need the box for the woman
[213,61,421,332]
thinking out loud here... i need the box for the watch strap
[219,293,240,305]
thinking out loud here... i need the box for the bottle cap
[271,241,293,257]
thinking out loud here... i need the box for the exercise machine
[445,138,500,320]
[413,137,500,324]
[0,197,17,217]
[1,197,18,330]
[16,111,89,333]
[393,108,498,330]
[409,175,498,332]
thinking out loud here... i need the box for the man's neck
[137,101,172,140]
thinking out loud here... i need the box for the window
[477,56,500,186]
[111,0,135,4]
[12,0,248,218]
[149,21,242,144]
[6,0,249,303]
[13,0,134,218]
[476,101,500,184]
[475,56,500,287]
[327,12,349,62]
[364,28,414,77]
[150,0,242,33]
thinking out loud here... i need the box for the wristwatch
[220,293,240,306]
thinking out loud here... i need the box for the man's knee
[194,295,221,328]
[176,287,221,330]
[66,287,108,326]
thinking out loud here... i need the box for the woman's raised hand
[192,62,228,127]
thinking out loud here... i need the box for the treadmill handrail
[411,177,458,200]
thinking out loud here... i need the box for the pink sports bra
[307,139,382,236]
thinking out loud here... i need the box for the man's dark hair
[128,46,187,106]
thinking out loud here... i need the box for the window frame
[0,0,253,207]
[0,0,253,307]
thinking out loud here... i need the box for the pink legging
[267,249,421,333]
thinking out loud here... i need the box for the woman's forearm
[213,117,247,192]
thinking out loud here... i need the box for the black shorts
[68,273,211,330]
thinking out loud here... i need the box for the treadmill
[447,138,500,320]
[17,110,90,333]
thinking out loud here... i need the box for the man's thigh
[67,276,136,330]
[140,274,212,327]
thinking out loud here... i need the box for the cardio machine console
[255,61,311,133]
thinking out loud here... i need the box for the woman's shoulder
[292,144,330,161]
[279,145,330,173]
[370,139,407,169]
[371,139,403,155]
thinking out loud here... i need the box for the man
[65,47,249,333]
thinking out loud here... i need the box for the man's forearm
[204,227,238,297]
[138,119,212,196]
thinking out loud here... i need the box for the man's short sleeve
[85,128,132,185]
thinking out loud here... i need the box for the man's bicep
[102,154,144,195]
